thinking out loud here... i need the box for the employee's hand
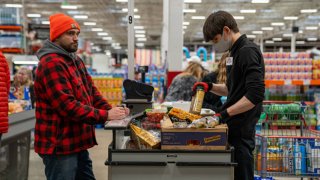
[215,110,229,124]
[192,82,212,93]
[108,107,126,120]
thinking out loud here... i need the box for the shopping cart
[255,101,320,178]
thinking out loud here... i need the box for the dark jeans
[39,150,95,180]
[0,133,2,147]
[228,130,255,180]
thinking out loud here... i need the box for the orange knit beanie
[49,13,80,41]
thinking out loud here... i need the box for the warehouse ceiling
[1,0,320,52]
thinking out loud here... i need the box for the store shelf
[265,80,320,87]
[0,25,23,31]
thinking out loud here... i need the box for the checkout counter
[104,80,236,180]
[0,109,36,180]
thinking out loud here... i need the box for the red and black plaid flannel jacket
[34,41,112,155]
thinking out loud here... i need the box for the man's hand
[108,107,127,120]
[124,107,130,116]
[192,82,213,93]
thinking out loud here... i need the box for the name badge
[226,57,233,66]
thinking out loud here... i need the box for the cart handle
[258,135,320,139]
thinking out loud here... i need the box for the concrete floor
[28,129,112,180]
[28,129,304,180]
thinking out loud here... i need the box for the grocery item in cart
[130,124,160,149]
[190,84,205,115]
[173,122,188,128]
[267,146,283,172]
[161,115,174,128]
[188,118,207,128]
[187,116,219,128]
[145,109,166,123]
[282,139,294,173]
[294,140,307,175]
[168,107,202,122]
[206,116,220,128]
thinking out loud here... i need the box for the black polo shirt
[222,34,265,137]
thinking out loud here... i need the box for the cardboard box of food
[161,124,228,151]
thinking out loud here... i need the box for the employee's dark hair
[203,11,239,42]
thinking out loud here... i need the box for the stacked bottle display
[91,73,124,107]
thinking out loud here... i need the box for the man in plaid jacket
[34,13,129,180]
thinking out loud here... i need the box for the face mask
[213,31,232,53]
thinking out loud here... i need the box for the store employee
[194,11,265,180]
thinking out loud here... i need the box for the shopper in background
[194,11,265,180]
[12,67,35,108]
[34,13,129,180]
[165,61,205,101]
[0,51,10,147]
[201,51,229,112]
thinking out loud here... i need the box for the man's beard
[61,43,78,53]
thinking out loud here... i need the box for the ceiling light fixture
[13,61,38,65]
[305,26,318,30]
[84,22,96,26]
[122,8,138,12]
[136,43,144,47]
[98,32,108,36]
[261,27,274,31]
[296,41,305,44]
[74,15,88,19]
[299,30,303,34]
[265,40,274,44]
[183,26,187,29]
[102,37,112,40]
[283,34,293,37]
[251,0,269,3]
[191,16,205,19]
[134,26,144,29]
[184,0,202,3]
[284,16,298,20]
[61,5,78,9]
[135,34,146,38]
[307,37,317,41]
[300,9,318,13]
[112,43,120,47]
[183,22,190,25]
[273,38,282,41]
[116,0,128,2]
[137,38,147,41]
[247,35,256,38]
[271,22,285,26]
[41,21,50,25]
[252,31,263,34]
[240,9,256,13]
[234,16,245,20]
[5,4,23,8]
[135,30,146,33]
[27,14,41,18]
[183,9,196,13]
[92,28,103,31]
[134,15,141,19]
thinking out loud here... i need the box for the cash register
[122,78,154,115]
